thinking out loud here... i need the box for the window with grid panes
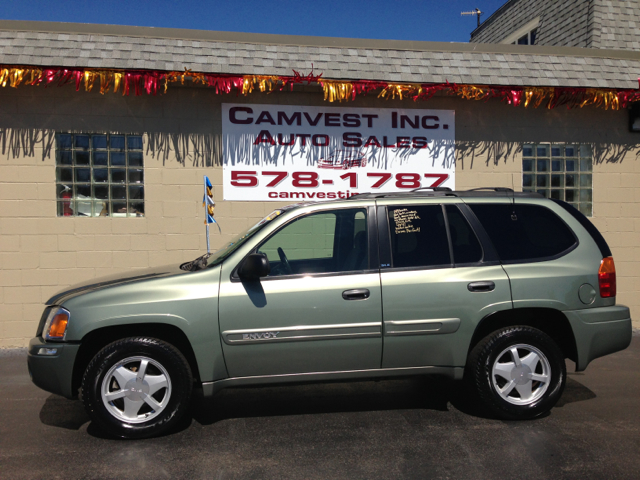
[522,143,592,217]
[55,133,144,217]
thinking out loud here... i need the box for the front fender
[61,266,225,382]
[83,313,224,383]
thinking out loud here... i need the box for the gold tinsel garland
[321,80,355,102]
[1,65,639,110]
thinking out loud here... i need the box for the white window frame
[501,17,540,45]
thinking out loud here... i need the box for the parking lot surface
[1,335,639,480]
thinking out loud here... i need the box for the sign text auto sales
[222,104,455,201]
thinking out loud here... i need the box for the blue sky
[3,1,509,43]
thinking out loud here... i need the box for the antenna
[461,8,483,28]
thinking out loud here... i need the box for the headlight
[42,307,70,341]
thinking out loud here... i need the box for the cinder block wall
[0,84,638,347]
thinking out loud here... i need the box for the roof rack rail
[346,189,457,200]
[411,187,453,192]
[345,192,371,200]
[466,187,514,192]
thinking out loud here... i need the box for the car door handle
[467,281,495,292]
[342,289,370,300]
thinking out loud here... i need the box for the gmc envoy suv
[28,189,632,438]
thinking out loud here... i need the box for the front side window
[387,205,450,269]
[55,133,144,217]
[469,203,577,263]
[257,208,368,277]
[522,143,592,217]
[205,209,292,268]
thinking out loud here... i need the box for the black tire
[466,326,566,420]
[82,337,193,439]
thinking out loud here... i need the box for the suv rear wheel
[82,337,193,439]
[466,326,566,419]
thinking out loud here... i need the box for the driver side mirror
[238,253,270,281]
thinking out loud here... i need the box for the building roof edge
[2,19,640,62]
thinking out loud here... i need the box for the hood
[46,263,189,305]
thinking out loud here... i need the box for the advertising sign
[222,103,455,201]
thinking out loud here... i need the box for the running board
[201,366,464,397]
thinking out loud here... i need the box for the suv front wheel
[82,337,193,438]
[466,326,566,420]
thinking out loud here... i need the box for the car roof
[279,188,544,211]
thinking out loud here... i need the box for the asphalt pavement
[1,335,639,480]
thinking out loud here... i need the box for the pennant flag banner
[202,176,220,254]
[1,65,640,110]
[203,176,220,231]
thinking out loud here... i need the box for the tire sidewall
[83,338,192,439]
[476,327,566,419]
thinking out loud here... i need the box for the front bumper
[564,305,632,371]
[27,337,80,399]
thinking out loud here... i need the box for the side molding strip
[201,365,465,396]
[384,318,461,336]
[222,322,382,345]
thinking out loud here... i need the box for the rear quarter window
[550,198,611,258]
[469,203,577,263]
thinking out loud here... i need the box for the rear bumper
[27,337,80,399]
[564,305,632,371]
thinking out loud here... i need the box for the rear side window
[469,203,576,262]
[388,205,450,268]
[446,205,483,264]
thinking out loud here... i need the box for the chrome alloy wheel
[101,356,172,424]
[491,344,551,406]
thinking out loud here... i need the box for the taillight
[598,257,616,298]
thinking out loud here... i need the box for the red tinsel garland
[1,65,639,110]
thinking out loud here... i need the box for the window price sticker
[222,104,455,201]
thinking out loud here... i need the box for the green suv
[28,189,632,438]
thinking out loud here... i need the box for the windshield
[206,207,293,267]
